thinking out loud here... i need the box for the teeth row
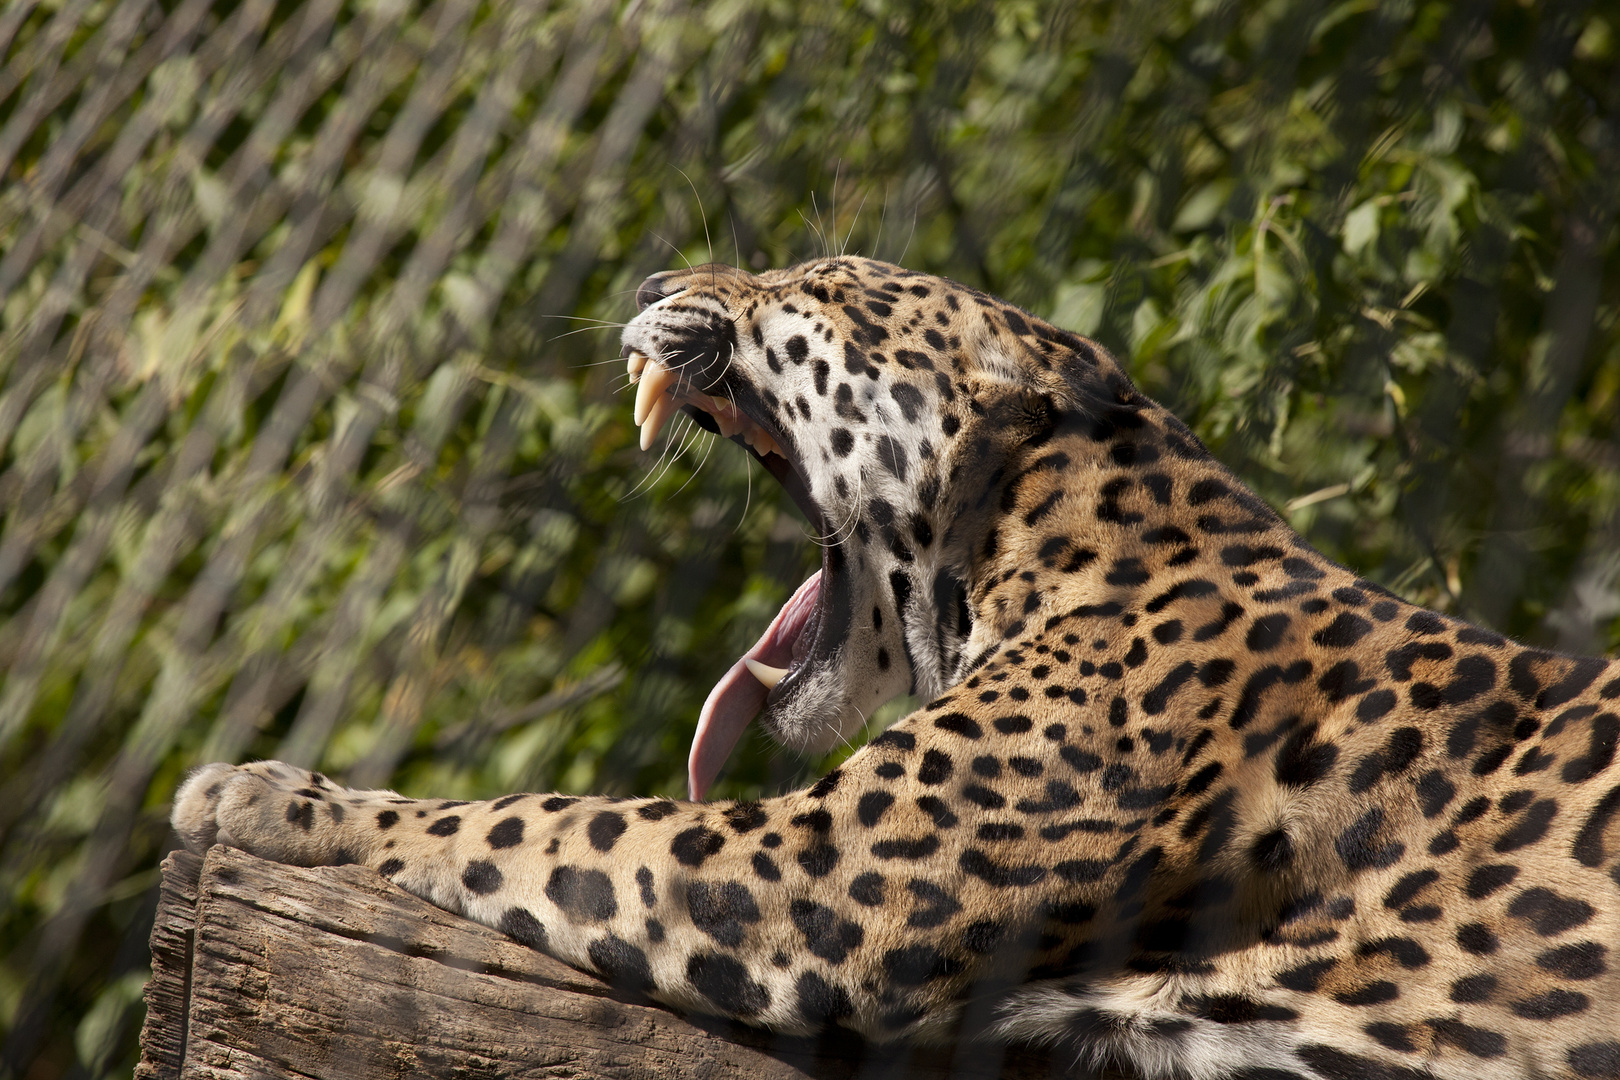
[627,349,784,457]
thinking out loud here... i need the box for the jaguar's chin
[621,346,866,798]
[753,562,860,754]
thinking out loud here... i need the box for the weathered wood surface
[137,846,1067,1079]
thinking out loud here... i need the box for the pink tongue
[688,570,821,800]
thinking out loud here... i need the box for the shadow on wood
[137,847,1070,1079]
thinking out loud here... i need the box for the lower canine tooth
[744,658,789,688]
[640,392,678,451]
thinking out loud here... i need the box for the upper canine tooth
[640,392,679,451]
[744,658,789,689]
[626,349,648,380]
[633,360,678,426]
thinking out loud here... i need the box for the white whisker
[549,325,635,347]
[644,415,700,496]
[897,204,919,267]
[622,411,689,501]
[736,435,755,537]
[799,207,828,262]
[650,228,695,270]
[872,185,889,261]
[674,166,713,268]
[830,166,842,256]
[672,429,717,497]
[543,314,634,327]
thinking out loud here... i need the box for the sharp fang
[718,403,745,439]
[634,360,678,426]
[740,426,779,458]
[633,364,658,424]
[744,658,789,689]
[704,396,730,435]
[626,349,648,380]
[641,391,679,451]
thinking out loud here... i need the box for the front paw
[172,762,240,854]
[171,760,368,866]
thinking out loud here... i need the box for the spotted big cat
[174,257,1620,1080]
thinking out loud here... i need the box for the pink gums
[688,570,822,800]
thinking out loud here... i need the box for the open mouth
[624,346,842,800]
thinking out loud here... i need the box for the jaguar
[174,257,1620,1080]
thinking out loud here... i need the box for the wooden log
[137,846,1065,1079]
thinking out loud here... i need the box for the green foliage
[0,0,1616,1074]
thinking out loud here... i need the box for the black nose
[636,272,685,311]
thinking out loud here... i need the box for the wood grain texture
[136,850,204,1080]
[138,846,1065,1079]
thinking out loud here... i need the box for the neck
[959,401,1327,675]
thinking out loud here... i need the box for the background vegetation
[1,0,1616,1074]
